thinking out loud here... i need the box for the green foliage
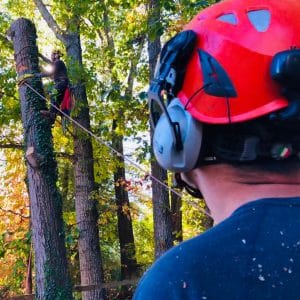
[182,196,210,239]
[0,11,13,32]
[66,57,86,85]
[0,230,31,295]
[133,212,154,269]
[63,212,80,284]
[0,13,20,125]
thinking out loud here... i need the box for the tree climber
[39,50,71,123]
[134,0,300,298]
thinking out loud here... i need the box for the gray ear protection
[153,98,203,172]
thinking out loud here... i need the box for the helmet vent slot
[217,13,237,25]
[247,9,271,32]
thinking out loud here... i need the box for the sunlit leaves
[0,149,30,295]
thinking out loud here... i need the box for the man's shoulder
[134,217,249,300]
[133,234,211,300]
[134,199,300,299]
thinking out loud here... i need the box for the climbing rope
[17,73,36,86]
[21,80,212,218]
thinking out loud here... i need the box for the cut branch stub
[8,18,39,75]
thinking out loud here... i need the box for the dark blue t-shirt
[134,198,300,300]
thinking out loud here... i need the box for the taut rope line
[22,81,211,218]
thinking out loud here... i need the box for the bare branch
[0,143,23,149]
[10,278,139,299]
[32,0,66,42]
[86,18,104,44]
[125,35,146,96]
[55,151,74,161]
[74,278,139,291]
[102,3,115,55]
[38,53,51,64]
[0,207,30,219]
[0,143,74,161]
[55,118,75,137]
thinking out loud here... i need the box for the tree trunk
[171,190,183,243]
[202,202,214,230]
[112,125,138,299]
[150,160,173,258]
[8,18,73,299]
[65,32,106,300]
[148,0,173,259]
[25,242,33,295]
[113,134,137,277]
[102,3,138,289]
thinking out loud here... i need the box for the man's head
[51,50,62,62]
[149,0,300,186]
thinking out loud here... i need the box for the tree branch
[55,151,74,161]
[125,36,145,97]
[0,143,23,149]
[39,53,51,64]
[86,18,104,44]
[10,278,139,299]
[32,0,66,42]
[0,207,30,219]
[102,3,115,56]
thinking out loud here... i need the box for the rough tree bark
[147,0,173,259]
[25,242,33,294]
[8,18,73,300]
[65,28,106,300]
[32,1,105,299]
[171,190,183,243]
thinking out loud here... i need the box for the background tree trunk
[147,0,173,259]
[171,190,183,243]
[24,242,33,295]
[112,124,138,300]
[102,3,138,291]
[8,18,73,300]
[66,32,106,300]
[112,124,138,278]
[202,203,214,230]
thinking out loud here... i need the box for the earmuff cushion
[153,99,203,172]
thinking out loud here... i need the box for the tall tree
[147,0,173,259]
[8,18,73,299]
[32,1,105,299]
[86,0,151,271]
[101,4,139,282]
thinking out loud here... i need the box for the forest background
[0,0,215,299]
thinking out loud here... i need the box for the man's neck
[189,164,300,225]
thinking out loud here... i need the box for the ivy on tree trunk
[8,18,73,300]
[32,1,106,298]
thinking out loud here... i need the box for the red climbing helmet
[177,0,300,124]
